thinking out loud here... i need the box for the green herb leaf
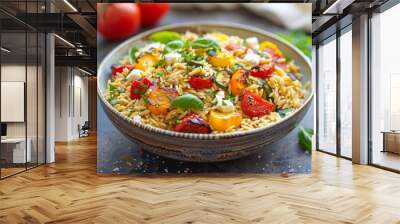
[109,83,117,93]
[192,38,221,51]
[262,82,272,100]
[155,58,166,68]
[231,63,243,72]
[166,40,184,51]
[149,31,181,44]
[298,126,314,152]
[129,47,138,63]
[277,108,292,118]
[170,94,204,110]
[278,31,311,58]
[183,52,204,67]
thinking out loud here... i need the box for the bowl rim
[98,21,313,140]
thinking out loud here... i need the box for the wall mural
[96,3,313,175]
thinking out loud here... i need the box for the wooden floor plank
[0,135,400,224]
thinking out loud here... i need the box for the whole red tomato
[98,3,141,41]
[137,3,169,27]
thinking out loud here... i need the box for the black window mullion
[315,45,320,151]
[24,0,28,171]
[36,0,39,168]
[336,26,341,157]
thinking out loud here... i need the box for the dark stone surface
[97,7,312,174]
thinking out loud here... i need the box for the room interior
[0,0,400,223]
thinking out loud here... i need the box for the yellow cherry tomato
[209,53,233,67]
[147,88,173,115]
[211,32,229,43]
[136,54,158,71]
[259,41,283,58]
[230,70,247,96]
[208,111,242,131]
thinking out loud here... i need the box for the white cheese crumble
[133,115,142,123]
[245,37,259,49]
[214,91,235,113]
[141,42,164,52]
[243,50,260,67]
[126,69,143,81]
[165,52,182,65]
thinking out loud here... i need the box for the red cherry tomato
[174,114,211,133]
[137,3,169,27]
[111,64,135,77]
[188,76,213,89]
[241,91,275,117]
[142,77,153,87]
[250,63,275,79]
[130,80,147,100]
[98,3,141,41]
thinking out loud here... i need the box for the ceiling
[0,0,96,74]
[1,0,396,74]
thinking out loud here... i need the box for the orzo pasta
[106,31,308,134]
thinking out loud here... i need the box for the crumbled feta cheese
[126,69,143,81]
[133,115,141,123]
[165,52,182,65]
[215,91,225,101]
[219,100,235,113]
[227,36,243,46]
[245,37,259,49]
[214,91,234,113]
[203,34,217,42]
[243,51,260,67]
[142,42,164,52]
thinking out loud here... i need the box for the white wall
[54,67,89,141]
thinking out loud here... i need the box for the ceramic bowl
[98,22,313,162]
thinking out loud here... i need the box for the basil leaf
[149,31,181,44]
[170,94,204,110]
[166,40,184,50]
[129,47,138,63]
[298,126,313,152]
[192,38,221,51]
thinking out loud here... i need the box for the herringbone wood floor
[1,135,400,224]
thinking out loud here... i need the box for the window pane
[340,29,352,158]
[371,4,400,171]
[318,38,337,154]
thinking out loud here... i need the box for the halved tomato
[250,63,275,79]
[174,114,211,133]
[241,91,275,117]
[146,87,178,115]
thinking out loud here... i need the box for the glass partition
[0,1,46,179]
[339,28,352,158]
[370,3,400,171]
[1,30,28,177]
[317,36,337,154]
